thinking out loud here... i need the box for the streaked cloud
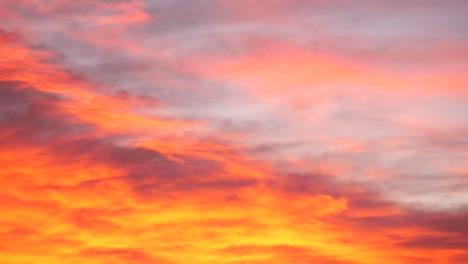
[1,1,467,263]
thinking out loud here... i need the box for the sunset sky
[1,1,468,263]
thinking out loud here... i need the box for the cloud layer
[1,1,467,263]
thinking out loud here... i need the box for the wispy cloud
[1,1,467,263]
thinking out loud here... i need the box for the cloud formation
[1,1,467,263]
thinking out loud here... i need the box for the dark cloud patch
[41,135,234,199]
[0,81,63,123]
[47,136,232,192]
[178,177,257,190]
[397,235,468,250]
[245,141,302,155]
[134,177,258,198]
[269,173,392,209]
[416,210,468,235]
[333,208,468,237]
[0,81,92,145]
[50,137,173,168]
[171,153,226,176]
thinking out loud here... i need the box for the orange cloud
[1,1,467,264]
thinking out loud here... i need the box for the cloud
[1,1,467,264]
[217,245,356,264]
[78,247,174,264]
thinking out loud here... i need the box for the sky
[1,1,467,263]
